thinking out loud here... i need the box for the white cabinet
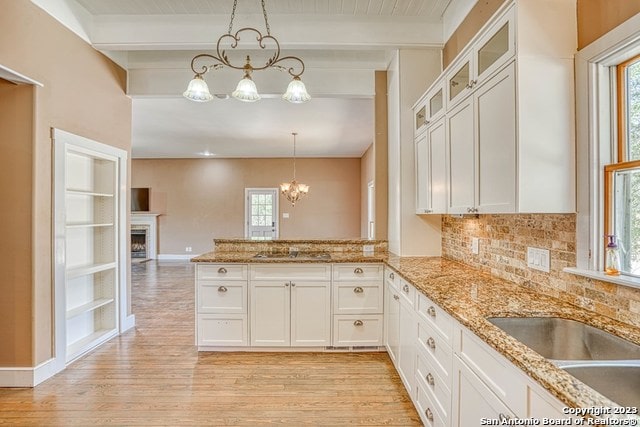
[53,129,129,364]
[397,288,417,394]
[448,62,517,214]
[332,264,384,347]
[250,265,331,347]
[414,0,576,214]
[415,117,447,214]
[384,271,401,364]
[196,264,248,347]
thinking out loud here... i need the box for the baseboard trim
[157,254,193,260]
[0,358,61,387]
[122,314,136,333]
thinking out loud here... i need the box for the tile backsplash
[442,214,640,328]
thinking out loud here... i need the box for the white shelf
[67,262,116,279]
[564,267,640,290]
[66,189,114,197]
[66,328,117,362]
[66,298,115,319]
[66,222,114,229]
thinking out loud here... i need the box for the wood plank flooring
[0,261,421,426]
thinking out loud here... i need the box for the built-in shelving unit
[53,129,129,365]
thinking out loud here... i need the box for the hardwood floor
[0,261,421,426]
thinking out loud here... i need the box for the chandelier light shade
[184,0,310,104]
[280,132,309,206]
[183,75,214,102]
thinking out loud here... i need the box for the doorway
[245,188,279,240]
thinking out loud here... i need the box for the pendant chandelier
[183,0,311,104]
[280,133,309,206]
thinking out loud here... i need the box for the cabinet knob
[425,408,434,422]
[390,272,395,280]
[291,282,296,287]
[353,286,364,294]
[427,337,436,350]
[426,372,435,386]
[217,286,227,293]
[218,267,227,274]
[393,295,399,300]
[402,284,410,293]
[353,320,364,326]
[427,306,436,317]
[285,282,289,287]
[354,267,364,274]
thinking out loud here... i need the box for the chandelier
[280,133,309,206]
[183,0,311,103]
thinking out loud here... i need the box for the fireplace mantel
[131,213,160,259]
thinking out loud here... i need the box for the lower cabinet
[385,281,401,363]
[397,291,417,393]
[251,277,331,347]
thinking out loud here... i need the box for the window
[573,13,640,287]
[605,55,640,277]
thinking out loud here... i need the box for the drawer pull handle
[354,286,364,294]
[393,294,399,300]
[218,267,227,274]
[427,306,436,317]
[353,320,364,326]
[354,267,364,274]
[427,337,436,350]
[498,414,512,422]
[402,284,409,293]
[425,408,434,422]
[218,286,227,293]
[426,373,435,386]
[390,272,395,279]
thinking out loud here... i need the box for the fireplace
[131,225,149,258]
[131,213,159,259]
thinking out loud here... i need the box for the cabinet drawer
[333,264,382,281]
[250,264,331,281]
[197,281,247,314]
[416,380,447,427]
[384,267,399,290]
[197,314,247,347]
[197,264,247,281]
[333,282,383,314]
[398,278,415,308]
[418,319,453,383]
[332,314,383,346]
[456,327,527,417]
[416,347,451,423]
[417,293,454,346]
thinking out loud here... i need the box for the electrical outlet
[363,244,374,254]
[471,238,479,255]
[185,247,192,252]
[527,247,550,273]
[283,213,289,219]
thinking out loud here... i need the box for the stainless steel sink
[561,364,640,408]
[487,317,640,361]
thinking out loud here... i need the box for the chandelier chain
[228,0,238,34]
[261,0,271,35]
[292,132,297,178]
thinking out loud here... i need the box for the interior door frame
[244,188,280,239]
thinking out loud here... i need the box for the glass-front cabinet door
[447,53,473,108]
[474,7,514,84]
[428,85,444,121]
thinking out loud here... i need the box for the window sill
[563,267,640,290]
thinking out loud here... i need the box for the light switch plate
[363,244,374,254]
[282,213,289,218]
[527,247,550,273]
[471,238,479,255]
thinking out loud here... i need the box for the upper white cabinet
[416,117,448,214]
[414,0,576,214]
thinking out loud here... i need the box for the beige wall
[0,80,35,366]
[0,1,131,366]
[132,158,361,255]
[577,0,640,49]
[360,144,375,238]
[374,71,389,241]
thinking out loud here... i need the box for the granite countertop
[212,238,388,244]
[190,251,387,263]
[190,249,640,415]
[384,255,640,417]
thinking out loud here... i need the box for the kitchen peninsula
[192,238,640,425]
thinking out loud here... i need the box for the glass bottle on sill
[604,235,621,276]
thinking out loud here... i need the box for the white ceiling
[32,0,468,158]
